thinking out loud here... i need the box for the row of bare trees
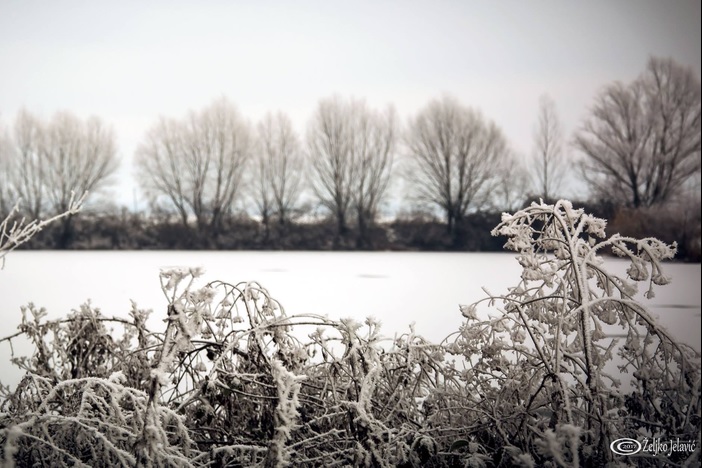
[134,96,516,247]
[134,99,252,238]
[133,97,398,247]
[1,56,699,249]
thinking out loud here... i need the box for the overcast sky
[1,0,700,207]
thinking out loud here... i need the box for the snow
[0,251,699,391]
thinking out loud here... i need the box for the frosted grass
[1,251,699,389]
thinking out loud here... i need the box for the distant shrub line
[1,200,700,467]
[13,200,701,261]
[14,210,507,252]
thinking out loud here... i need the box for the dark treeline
[2,56,700,260]
[16,197,701,262]
[20,207,505,252]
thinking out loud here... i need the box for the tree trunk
[57,213,75,249]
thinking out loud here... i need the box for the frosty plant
[0,265,461,466]
[0,191,85,269]
[0,299,193,467]
[446,200,700,466]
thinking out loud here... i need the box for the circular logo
[610,438,642,456]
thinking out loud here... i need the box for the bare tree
[253,112,304,243]
[352,105,396,247]
[404,96,511,236]
[306,96,396,247]
[575,57,701,208]
[307,97,356,244]
[42,113,119,216]
[2,110,118,246]
[494,152,531,212]
[531,94,566,201]
[136,117,190,227]
[10,110,46,219]
[253,121,275,243]
[135,98,253,238]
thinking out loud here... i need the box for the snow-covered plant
[445,200,700,466]
[0,299,192,466]
[1,372,192,468]
[157,272,448,467]
[1,265,455,466]
[4,301,153,384]
[0,192,85,269]
[263,358,304,467]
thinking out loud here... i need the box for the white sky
[1,0,700,208]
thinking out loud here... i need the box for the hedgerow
[1,200,699,467]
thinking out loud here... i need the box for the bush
[1,200,699,467]
[443,200,700,466]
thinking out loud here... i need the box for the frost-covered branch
[0,192,85,269]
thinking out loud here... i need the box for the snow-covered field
[1,251,699,389]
